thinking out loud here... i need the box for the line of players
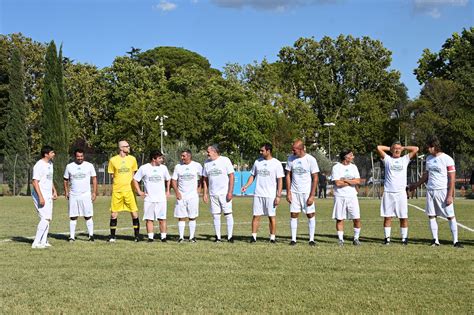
[30,135,463,248]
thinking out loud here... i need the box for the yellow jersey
[108,155,138,192]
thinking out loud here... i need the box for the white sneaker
[32,244,46,249]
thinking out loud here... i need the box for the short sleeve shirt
[331,162,360,197]
[426,153,455,190]
[286,154,319,194]
[108,155,138,192]
[383,155,410,192]
[172,161,202,198]
[63,161,97,195]
[133,163,170,202]
[251,157,285,198]
[32,159,54,198]
[202,156,234,196]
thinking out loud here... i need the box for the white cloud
[210,0,340,12]
[413,0,469,18]
[153,0,178,12]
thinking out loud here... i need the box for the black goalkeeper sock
[132,218,140,237]
[110,218,117,237]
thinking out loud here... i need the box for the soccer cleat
[401,239,408,246]
[68,238,75,243]
[88,235,95,242]
[250,237,257,243]
[430,239,440,247]
[134,236,140,242]
[178,238,184,243]
[31,244,46,249]
[214,237,222,243]
[227,237,234,243]
[353,239,361,246]
[108,237,116,243]
[189,238,197,243]
[338,240,344,247]
[453,242,464,248]
[44,242,53,247]
[147,238,154,243]
[309,240,316,247]
[269,239,276,244]
[289,241,297,246]
[383,238,390,245]
[161,238,167,243]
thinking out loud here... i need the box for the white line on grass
[408,203,474,232]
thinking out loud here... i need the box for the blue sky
[1,0,472,98]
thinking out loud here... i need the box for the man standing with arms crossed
[202,145,235,243]
[133,150,171,242]
[242,143,284,243]
[286,139,319,246]
[410,136,463,248]
[377,142,418,245]
[63,149,98,242]
[108,140,140,242]
[171,149,203,243]
[31,145,58,249]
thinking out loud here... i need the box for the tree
[4,47,29,195]
[0,39,9,154]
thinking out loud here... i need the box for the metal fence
[1,153,473,198]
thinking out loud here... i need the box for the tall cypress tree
[0,38,9,155]
[4,47,29,195]
[41,41,69,193]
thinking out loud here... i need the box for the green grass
[0,196,472,313]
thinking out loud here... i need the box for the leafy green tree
[0,39,9,154]
[4,47,29,195]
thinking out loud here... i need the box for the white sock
[69,220,77,239]
[270,234,275,240]
[148,232,154,239]
[43,221,50,245]
[400,227,408,240]
[226,214,234,239]
[384,227,391,239]
[354,227,361,240]
[189,220,196,239]
[290,218,298,242]
[86,219,94,236]
[337,230,344,241]
[308,217,316,242]
[178,221,186,239]
[213,214,221,239]
[33,219,49,246]
[449,218,458,244]
[161,233,167,239]
[429,218,439,242]
[252,233,257,239]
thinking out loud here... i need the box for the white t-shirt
[32,159,54,198]
[133,163,170,202]
[426,153,455,190]
[172,161,203,198]
[331,162,360,197]
[63,161,97,195]
[202,156,234,196]
[383,155,410,192]
[251,157,285,198]
[286,154,319,194]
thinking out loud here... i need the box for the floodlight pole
[323,122,336,161]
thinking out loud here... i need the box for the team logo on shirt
[180,172,195,181]
[343,169,354,180]
[390,160,403,172]
[257,168,271,177]
[208,168,223,176]
[72,172,87,180]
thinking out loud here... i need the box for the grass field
[0,196,472,313]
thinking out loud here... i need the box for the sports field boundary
[408,203,474,232]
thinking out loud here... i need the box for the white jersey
[63,161,97,195]
[172,161,202,198]
[426,153,455,190]
[32,159,54,198]
[383,155,410,192]
[286,154,319,194]
[202,156,234,196]
[251,157,284,198]
[133,163,170,202]
[331,162,360,197]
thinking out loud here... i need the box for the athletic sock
[33,219,49,246]
[148,232,154,239]
[43,221,50,245]
[132,218,140,237]
[337,230,344,241]
[270,234,276,241]
[384,227,391,239]
[69,220,77,239]
[161,233,167,239]
[178,221,186,239]
[290,218,298,242]
[251,233,257,240]
[110,218,117,237]
[308,217,316,242]
[86,219,94,236]
[354,227,361,240]
[449,218,458,244]
[189,220,196,239]
[226,214,234,239]
[429,218,439,242]
[213,214,221,239]
[400,227,408,241]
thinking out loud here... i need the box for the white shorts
[332,196,360,220]
[253,196,276,216]
[425,189,455,218]
[68,193,94,218]
[380,191,408,218]
[174,196,199,219]
[143,201,167,220]
[290,192,315,214]
[209,195,232,215]
[32,193,53,220]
